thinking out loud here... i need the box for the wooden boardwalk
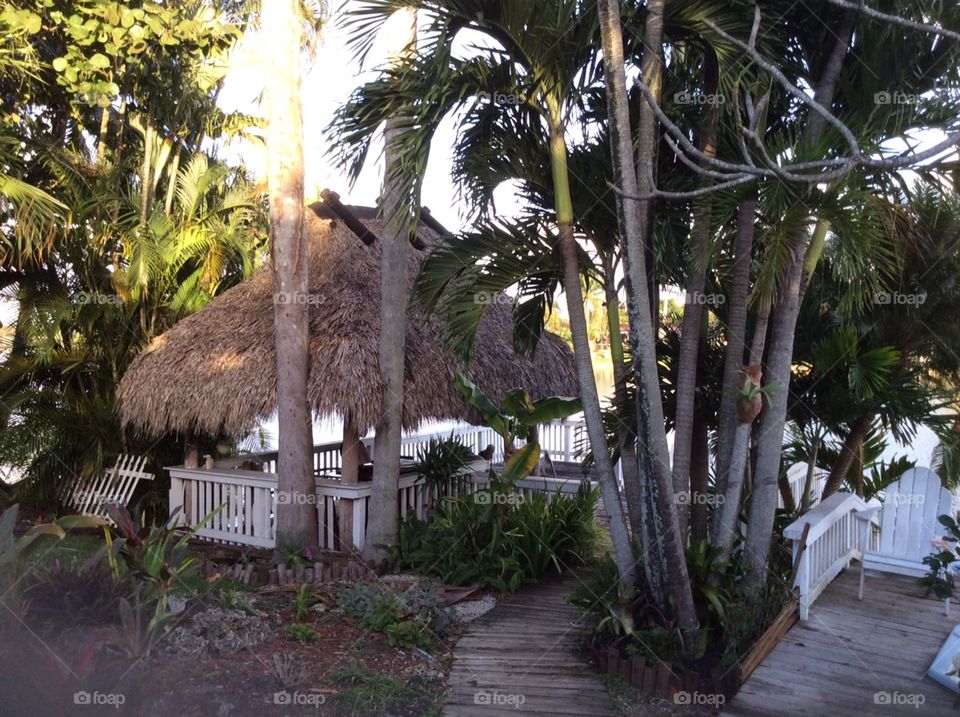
[442,577,616,716]
[725,569,957,716]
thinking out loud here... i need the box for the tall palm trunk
[364,7,417,566]
[602,251,665,601]
[714,299,770,561]
[601,252,640,535]
[551,120,636,584]
[96,107,110,165]
[822,416,871,497]
[689,407,710,541]
[164,140,182,217]
[743,12,858,590]
[714,194,758,500]
[597,0,699,654]
[670,48,719,537]
[265,0,317,549]
[139,118,155,224]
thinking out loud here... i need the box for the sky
[216,12,519,234]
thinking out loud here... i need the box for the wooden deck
[724,569,957,716]
[442,577,616,716]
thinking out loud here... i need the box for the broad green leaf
[55,515,108,531]
[89,53,110,69]
[502,442,540,483]
[23,523,65,541]
[454,374,509,436]
[522,396,582,426]
[500,389,534,419]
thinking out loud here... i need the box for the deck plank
[442,576,616,717]
[724,569,956,716]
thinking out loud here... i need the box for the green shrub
[284,623,319,644]
[336,581,452,651]
[416,436,473,500]
[25,559,130,627]
[572,547,790,668]
[391,473,598,593]
[217,586,257,615]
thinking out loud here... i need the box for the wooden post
[184,434,200,469]
[338,413,362,549]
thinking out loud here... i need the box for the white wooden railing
[169,459,488,551]
[784,492,879,620]
[253,419,587,476]
[168,415,599,553]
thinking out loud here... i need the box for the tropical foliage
[0,0,268,511]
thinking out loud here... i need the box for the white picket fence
[67,454,154,520]
[253,419,587,476]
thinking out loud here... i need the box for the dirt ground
[0,582,453,716]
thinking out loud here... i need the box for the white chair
[66,454,153,520]
[855,467,952,603]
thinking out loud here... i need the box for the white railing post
[795,540,811,620]
[352,498,366,549]
[784,491,869,619]
[169,475,185,526]
[561,419,571,462]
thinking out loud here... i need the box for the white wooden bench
[856,467,952,600]
[67,454,153,519]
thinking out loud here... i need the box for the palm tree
[331,0,639,583]
[262,0,317,549]
[741,0,960,589]
[364,7,417,565]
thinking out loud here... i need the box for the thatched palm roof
[118,202,578,437]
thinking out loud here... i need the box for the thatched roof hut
[117,198,578,440]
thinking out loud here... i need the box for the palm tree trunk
[601,252,640,535]
[714,299,770,560]
[690,407,709,541]
[601,251,665,601]
[822,416,871,498]
[265,0,317,549]
[551,121,636,584]
[670,48,719,538]
[364,7,417,566]
[743,12,858,591]
[597,0,699,654]
[96,106,110,165]
[139,118,154,224]
[164,140,182,217]
[715,194,757,500]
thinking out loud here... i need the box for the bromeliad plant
[0,504,106,626]
[105,503,219,609]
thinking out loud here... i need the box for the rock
[451,594,496,624]
[167,629,207,659]
[168,595,188,615]
[165,607,277,658]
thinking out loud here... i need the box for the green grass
[25,533,105,570]
[332,661,443,716]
